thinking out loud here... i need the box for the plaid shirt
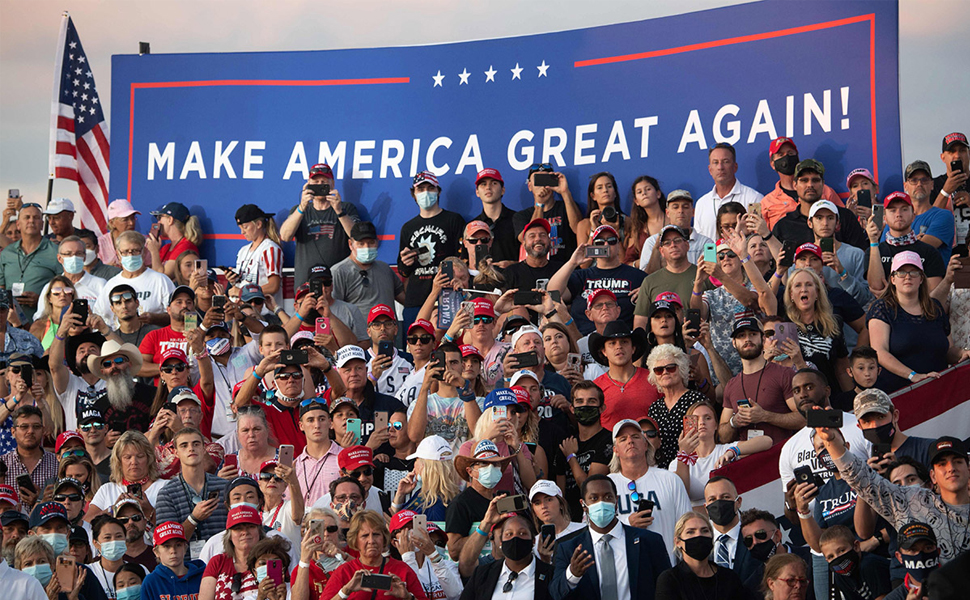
[154,473,229,549]
[2,449,59,507]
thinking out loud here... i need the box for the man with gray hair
[32,235,107,321]
[83,340,155,440]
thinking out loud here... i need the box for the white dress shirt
[491,556,537,600]
[566,521,632,600]
[639,228,715,271]
[0,559,48,600]
[693,179,764,241]
[714,520,741,568]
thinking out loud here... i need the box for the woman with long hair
[87,431,161,522]
[393,436,459,521]
[230,204,284,308]
[541,322,582,387]
[29,276,77,350]
[869,250,969,392]
[624,175,667,265]
[656,512,747,600]
[58,453,102,503]
[173,249,201,287]
[783,268,852,394]
[528,479,583,563]
[714,202,747,242]
[146,202,202,280]
[198,506,273,600]
[577,172,625,244]
[0,354,62,447]
[646,344,709,469]
[459,345,489,397]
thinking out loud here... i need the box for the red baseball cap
[586,289,617,311]
[55,431,84,454]
[883,191,913,208]
[0,485,19,506]
[510,386,531,407]
[591,224,619,240]
[309,163,334,180]
[153,521,187,545]
[338,445,374,471]
[523,218,551,235]
[160,347,188,365]
[464,221,491,239]
[259,460,278,473]
[460,345,483,361]
[654,291,683,307]
[408,319,435,336]
[367,304,395,324]
[769,137,798,156]
[472,298,495,318]
[389,510,417,533]
[226,505,262,528]
[475,168,504,185]
[795,243,822,260]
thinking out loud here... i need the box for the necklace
[605,367,636,393]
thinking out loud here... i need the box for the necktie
[716,534,731,568]
[598,533,618,600]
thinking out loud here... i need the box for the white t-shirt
[34,271,107,321]
[609,468,693,563]
[235,238,284,307]
[667,443,733,506]
[263,499,302,553]
[55,374,106,432]
[577,335,608,381]
[639,228,715,271]
[95,268,176,328]
[197,342,261,439]
[778,413,872,491]
[396,364,427,407]
[367,348,414,398]
[91,480,164,512]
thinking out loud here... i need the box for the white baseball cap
[511,325,541,348]
[509,369,540,387]
[808,199,839,219]
[612,419,642,441]
[529,479,563,501]
[406,435,453,461]
[44,197,76,215]
[335,345,367,368]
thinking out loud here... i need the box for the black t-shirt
[865,240,946,280]
[832,553,892,600]
[445,486,491,537]
[290,202,359,288]
[512,201,577,260]
[475,205,520,264]
[398,210,466,307]
[553,427,613,521]
[566,264,647,335]
[79,382,155,434]
[933,173,970,247]
[797,319,849,393]
[772,205,869,250]
[374,455,414,498]
[502,260,564,294]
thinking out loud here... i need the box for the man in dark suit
[704,476,762,595]
[551,474,670,600]
[460,513,554,600]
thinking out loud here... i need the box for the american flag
[49,14,110,234]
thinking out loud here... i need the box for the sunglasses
[717,251,737,259]
[389,421,404,430]
[60,449,87,458]
[324,525,339,533]
[110,292,135,304]
[50,288,74,296]
[101,357,128,369]
[528,163,553,175]
[407,335,434,345]
[258,472,285,483]
[54,493,83,503]
[359,271,370,288]
[468,238,491,245]
[652,364,679,375]
[116,514,144,525]
[79,422,105,432]
[643,429,658,439]
[473,316,494,325]
[350,467,374,479]
[275,372,304,381]
[593,237,619,246]
[10,366,31,375]
[742,529,772,548]
[160,363,188,374]
[237,405,265,415]
[627,481,643,503]
[300,398,328,408]
[763,329,775,337]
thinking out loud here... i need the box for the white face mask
[415,190,438,209]
[84,249,98,266]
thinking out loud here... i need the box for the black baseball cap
[308,265,332,283]
[897,522,937,550]
[235,204,271,225]
[0,510,27,528]
[928,436,968,465]
[350,221,377,242]
[731,317,762,338]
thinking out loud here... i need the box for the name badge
[747,429,764,439]
[189,539,206,559]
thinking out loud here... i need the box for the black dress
[655,560,748,600]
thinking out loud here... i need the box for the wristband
[797,511,813,520]
[763,231,773,241]
[566,453,576,463]
[296,313,305,322]
[839,268,848,279]
[908,371,917,381]
[692,290,702,297]
[563,318,574,326]
[773,271,783,279]
[443,333,454,343]
[298,561,310,569]
[741,256,750,264]
[429,550,442,563]
[390,502,402,512]
[728,445,741,460]
[338,590,350,600]
[475,526,489,537]
[54,333,66,341]
[187,514,199,526]
[940,189,951,198]
[729,415,737,429]
[870,243,879,248]
[296,207,304,215]
[544,309,557,319]
[322,361,332,374]
[251,371,261,381]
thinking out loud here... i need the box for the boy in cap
[141,521,206,600]
[819,524,891,600]
[805,198,872,306]
[473,167,519,265]
[332,221,405,318]
[889,522,940,600]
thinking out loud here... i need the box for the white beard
[105,373,135,410]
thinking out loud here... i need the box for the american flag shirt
[235,237,283,307]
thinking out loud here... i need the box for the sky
[1,0,968,207]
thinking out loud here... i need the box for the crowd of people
[0,131,968,600]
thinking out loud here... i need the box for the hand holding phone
[278,444,294,467]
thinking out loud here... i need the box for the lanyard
[179,474,207,539]
[301,451,332,504]
[265,501,285,530]
[94,562,116,599]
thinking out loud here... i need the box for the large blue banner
[109,0,900,267]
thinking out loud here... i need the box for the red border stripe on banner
[203,233,395,241]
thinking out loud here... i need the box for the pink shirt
[294,442,343,507]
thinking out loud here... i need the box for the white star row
[432,61,550,87]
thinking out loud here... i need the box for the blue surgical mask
[476,465,502,489]
[63,256,85,275]
[117,585,142,600]
[414,474,423,489]
[206,337,232,356]
[230,502,260,511]
[586,501,616,528]
[355,247,378,264]
[40,532,69,556]
[24,563,53,585]
[99,540,127,561]
[121,254,143,272]
[415,190,438,209]
[317,555,344,573]
[255,565,269,582]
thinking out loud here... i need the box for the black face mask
[901,550,940,583]
[749,539,777,563]
[828,549,859,576]
[706,499,737,527]
[773,154,799,176]
[862,422,895,445]
[682,536,714,561]
[501,536,534,562]
[573,405,601,426]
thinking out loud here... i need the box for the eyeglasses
[473,316,494,325]
[160,363,188,374]
[468,238,491,245]
[359,271,370,288]
[892,270,922,279]
[652,364,679,375]
[742,529,772,548]
[333,495,363,503]
[776,578,809,589]
[389,421,404,430]
[717,251,737,260]
[80,422,105,432]
[275,372,304,381]
[407,335,434,345]
[110,292,135,304]
[21,202,43,210]
[907,177,932,185]
[101,357,128,369]
[350,467,374,479]
[237,405,265,415]
[116,514,144,524]
[502,571,519,593]
[54,493,83,503]
[593,237,619,246]
[258,472,285,483]
[118,249,142,257]
[627,481,643,503]
[590,301,618,311]
[60,449,87,458]
[369,321,396,329]
[660,238,687,247]
[14,424,44,431]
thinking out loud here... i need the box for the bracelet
[298,561,310,569]
[729,415,737,428]
[797,511,813,520]
[335,212,346,218]
[390,502,402,511]
[322,361,332,374]
[429,550,442,563]
[187,514,199,526]
[338,589,350,600]
[870,243,879,248]
[251,371,261,381]
[763,231,773,241]
[296,313,305,322]
[563,318,574,326]
[54,333,66,341]
[908,371,917,381]
[442,333,454,343]
[566,453,576,463]
[544,309,557,319]
[692,290,702,297]
[728,445,741,460]
[773,271,783,279]
[940,189,951,198]
[475,526,489,537]
[296,207,304,215]
[741,256,750,264]
[839,268,848,279]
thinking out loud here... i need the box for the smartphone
[805,408,843,429]
[548,290,561,303]
[223,454,238,470]
[183,313,198,331]
[872,204,884,231]
[207,490,220,501]
[460,301,475,318]
[856,189,872,208]
[126,483,142,498]
[585,245,610,258]
[110,419,127,433]
[736,398,752,409]
[540,523,556,542]
[773,322,798,349]
[703,242,717,263]
[415,245,430,256]
[513,290,543,306]
[431,349,447,380]
[361,573,393,591]
[310,519,326,538]
[266,559,284,586]
[793,465,823,492]
[492,406,508,421]
[55,555,76,590]
[441,261,454,280]
[16,474,36,494]
[19,364,33,389]
[412,513,428,532]
[195,259,208,274]
[685,309,701,334]
[952,159,965,174]
[533,172,558,188]
[750,201,762,216]
[309,278,324,298]
[315,317,332,336]
[819,237,834,253]
[374,412,388,433]
[566,353,581,371]
[280,349,308,365]
[347,418,362,444]
[496,494,528,514]
[871,443,892,459]
[637,499,655,513]
[780,240,798,267]
[162,402,178,414]
[683,414,699,435]
[212,295,227,309]
[7,189,19,199]
[278,445,294,468]
[511,351,540,368]
[474,244,490,267]
[307,183,330,198]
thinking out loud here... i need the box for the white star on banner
[78,116,85,123]
[81,93,88,101]
[83,82,90,90]
[511,63,523,80]
[73,79,80,86]
[537,60,550,77]
[75,68,82,75]
[432,70,445,87]
[458,68,470,85]
[78,56,86,63]
[69,42,76,49]
[484,65,496,82]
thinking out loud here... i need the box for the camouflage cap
[793,159,825,180]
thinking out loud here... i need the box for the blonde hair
[265,217,281,244]
[109,431,159,485]
[608,425,654,472]
[42,275,77,325]
[416,457,459,510]
[169,214,203,247]
[672,511,713,560]
[472,406,499,442]
[14,537,54,569]
[784,268,839,338]
[346,510,390,552]
[646,344,690,388]
[58,454,101,501]
[302,507,339,528]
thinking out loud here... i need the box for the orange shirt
[762,182,844,230]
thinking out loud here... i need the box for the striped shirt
[154,473,229,550]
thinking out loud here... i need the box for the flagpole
[46,11,70,226]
